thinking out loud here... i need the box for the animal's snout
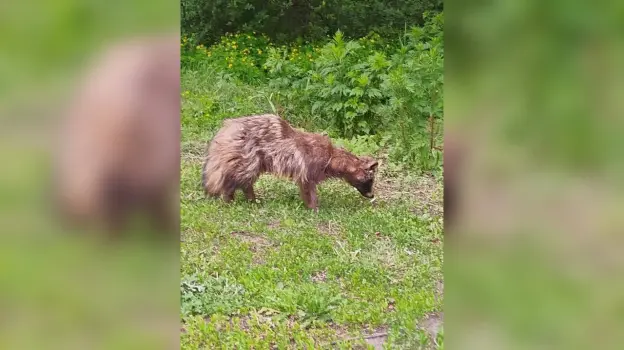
[355,179,374,199]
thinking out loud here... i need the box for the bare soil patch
[417,311,444,348]
[316,220,341,236]
[231,231,273,265]
[375,174,443,217]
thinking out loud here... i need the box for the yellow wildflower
[257,49,262,54]
[228,63,232,68]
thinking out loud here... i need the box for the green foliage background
[182,0,442,45]
[182,11,444,173]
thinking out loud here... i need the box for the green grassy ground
[179,63,444,348]
[180,129,444,348]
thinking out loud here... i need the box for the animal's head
[344,156,379,198]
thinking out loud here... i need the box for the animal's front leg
[299,182,319,211]
[307,183,319,212]
[298,182,311,207]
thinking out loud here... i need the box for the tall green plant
[264,31,390,137]
[305,31,389,137]
[383,12,444,171]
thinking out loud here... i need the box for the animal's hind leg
[298,182,310,205]
[204,188,219,199]
[222,180,237,203]
[223,189,236,203]
[242,183,256,201]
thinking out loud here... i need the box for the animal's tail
[201,155,227,198]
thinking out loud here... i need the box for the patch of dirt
[267,220,281,229]
[364,333,388,350]
[374,174,443,217]
[311,270,327,283]
[417,312,444,348]
[238,316,250,332]
[230,231,273,265]
[321,324,388,349]
[362,325,389,350]
[231,231,271,248]
[317,221,341,236]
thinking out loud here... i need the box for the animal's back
[203,114,332,193]
[216,114,292,149]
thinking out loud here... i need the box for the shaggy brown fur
[202,114,379,210]
[53,33,180,238]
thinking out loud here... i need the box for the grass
[180,69,445,348]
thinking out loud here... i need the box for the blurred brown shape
[444,130,468,234]
[52,33,180,238]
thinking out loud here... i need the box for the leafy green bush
[332,134,389,157]
[181,12,444,173]
[182,32,273,83]
[262,13,444,170]
[181,0,442,45]
[382,12,444,171]
[264,31,391,138]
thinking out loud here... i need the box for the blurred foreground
[0,1,179,349]
[53,33,180,238]
[446,0,624,349]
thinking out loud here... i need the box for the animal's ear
[363,157,378,172]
